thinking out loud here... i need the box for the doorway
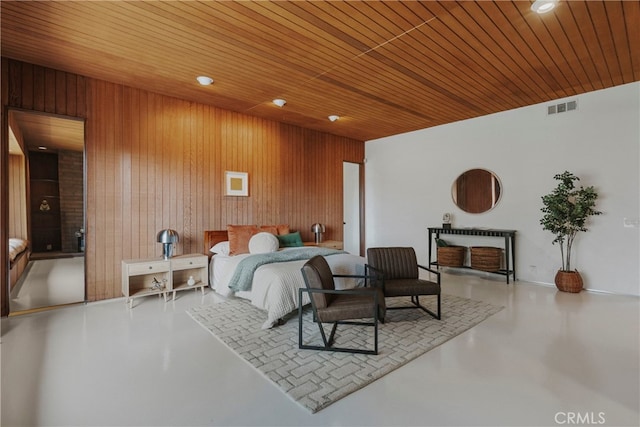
[343,161,363,255]
[8,109,86,314]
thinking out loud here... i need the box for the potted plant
[540,171,601,292]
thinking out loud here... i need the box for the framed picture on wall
[225,171,249,196]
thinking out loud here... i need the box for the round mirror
[452,168,502,214]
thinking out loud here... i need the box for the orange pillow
[259,225,278,235]
[276,224,290,235]
[227,224,260,255]
[260,224,290,235]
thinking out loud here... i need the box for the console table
[428,227,516,283]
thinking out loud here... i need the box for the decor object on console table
[157,229,179,259]
[442,212,452,229]
[428,227,516,283]
[540,171,601,293]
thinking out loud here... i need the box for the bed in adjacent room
[204,227,366,329]
[9,238,30,292]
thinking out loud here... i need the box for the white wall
[365,82,640,296]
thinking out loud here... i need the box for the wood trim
[1,58,9,316]
[203,230,228,257]
[358,162,365,257]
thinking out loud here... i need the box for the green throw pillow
[277,231,303,247]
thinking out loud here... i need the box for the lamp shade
[311,223,325,233]
[157,229,179,244]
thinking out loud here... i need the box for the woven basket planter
[555,270,583,293]
[437,246,466,267]
[470,246,502,272]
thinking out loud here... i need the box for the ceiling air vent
[547,100,578,115]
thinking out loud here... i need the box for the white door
[343,162,361,255]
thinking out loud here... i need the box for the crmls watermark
[555,412,606,425]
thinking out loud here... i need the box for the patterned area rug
[187,294,502,413]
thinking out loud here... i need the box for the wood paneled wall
[1,59,9,316]
[2,58,364,303]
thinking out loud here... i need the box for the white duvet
[209,247,366,329]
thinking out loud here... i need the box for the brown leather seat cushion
[383,278,440,297]
[317,289,386,323]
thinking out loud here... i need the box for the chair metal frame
[298,272,380,355]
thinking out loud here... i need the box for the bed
[9,238,30,292]
[204,229,366,329]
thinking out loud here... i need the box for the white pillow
[9,238,27,252]
[210,241,230,256]
[248,232,279,254]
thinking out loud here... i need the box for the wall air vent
[547,100,578,115]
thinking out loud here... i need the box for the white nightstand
[168,254,208,301]
[122,254,208,308]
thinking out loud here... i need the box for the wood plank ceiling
[1,0,638,141]
[10,111,85,153]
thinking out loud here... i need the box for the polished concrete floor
[1,271,638,426]
[10,257,85,313]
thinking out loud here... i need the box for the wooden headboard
[203,230,228,256]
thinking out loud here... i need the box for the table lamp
[157,229,179,259]
[311,223,325,244]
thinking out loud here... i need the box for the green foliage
[540,171,601,271]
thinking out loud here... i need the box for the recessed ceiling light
[196,76,214,86]
[38,146,47,150]
[272,98,286,107]
[531,0,558,14]
[328,115,340,122]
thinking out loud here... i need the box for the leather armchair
[299,255,385,355]
[366,247,441,320]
